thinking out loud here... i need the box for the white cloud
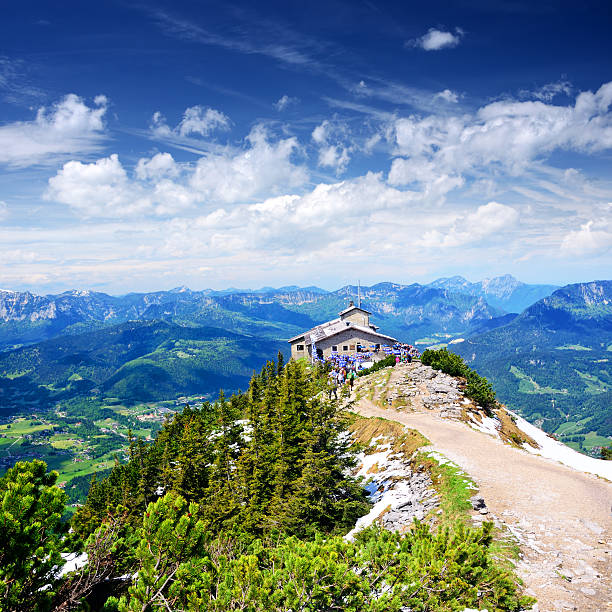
[389,81,612,188]
[0,94,107,168]
[189,125,307,203]
[410,28,464,51]
[418,202,520,248]
[135,152,179,180]
[0,249,38,263]
[163,172,414,256]
[151,105,230,139]
[45,154,153,217]
[318,145,350,172]
[561,218,612,256]
[46,125,308,217]
[312,121,328,144]
[520,80,572,102]
[274,94,298,111]
[434,89,459,103]
[311,120,352,174]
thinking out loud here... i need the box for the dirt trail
[352,364,612,612]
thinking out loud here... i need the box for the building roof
[289,319,396,345]
[338,303,371,317]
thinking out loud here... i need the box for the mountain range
[426,274,559,313]
[0,274,554,352]
[0,276,610,456]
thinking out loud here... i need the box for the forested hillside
[456,281,612,453]
[0,357,533,612]
[0,320,283,407]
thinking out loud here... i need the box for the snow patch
[59,552,88,577]
[510,410,612,480]
[467,413,500,439]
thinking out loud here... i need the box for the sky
[1,0,611,294]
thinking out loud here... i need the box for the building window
[349,344,356,351]
[343,345,349,351]
[296,344,304,351]
[332,345,338,351]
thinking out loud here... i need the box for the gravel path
[353,376,612,611]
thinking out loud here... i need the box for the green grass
[0,418,54,436]
[575,370,610,394]
[582,431,612,451]
[3,369,33,379]
[415,451,473,527]
[509,365,567,395]
[555,421,582,435]
[555,344,592,351]
[50,438,80,450]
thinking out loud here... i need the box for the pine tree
[0,460,67,611]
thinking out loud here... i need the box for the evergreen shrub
[422,348,497,413]
[357,354,396,377]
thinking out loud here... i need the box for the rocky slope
[349,361,612,611]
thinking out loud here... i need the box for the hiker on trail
[338,367,346,385]
[328,369,338,400]
[348,367,356,391]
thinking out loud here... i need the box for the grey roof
[289,319,396,345]
[338,304,371,317]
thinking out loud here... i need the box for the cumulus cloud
[418,202,520,248]
[189,125,307,202]
[434,89,459,103]
[389,81,612,189]
[135,152,179,180]
[311,120,352,174]
[163,172,415,257]
[0,94,108,167]
[561,218,612,256]
[45,125,308,217]
[274,94,298,111]
[45,154,153,217]
[151,105,230,138]
[409,28,464,51]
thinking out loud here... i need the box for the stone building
[288,301,397,361]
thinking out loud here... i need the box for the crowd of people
[324,343,420,399]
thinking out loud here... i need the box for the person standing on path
[348,367,356,393]
[328,368,338,400]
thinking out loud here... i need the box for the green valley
[456,281,612,455]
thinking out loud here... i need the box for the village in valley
[0,397,206,512]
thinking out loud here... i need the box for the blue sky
[1,0,611,294]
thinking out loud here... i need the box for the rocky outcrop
[383,363,472,418]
